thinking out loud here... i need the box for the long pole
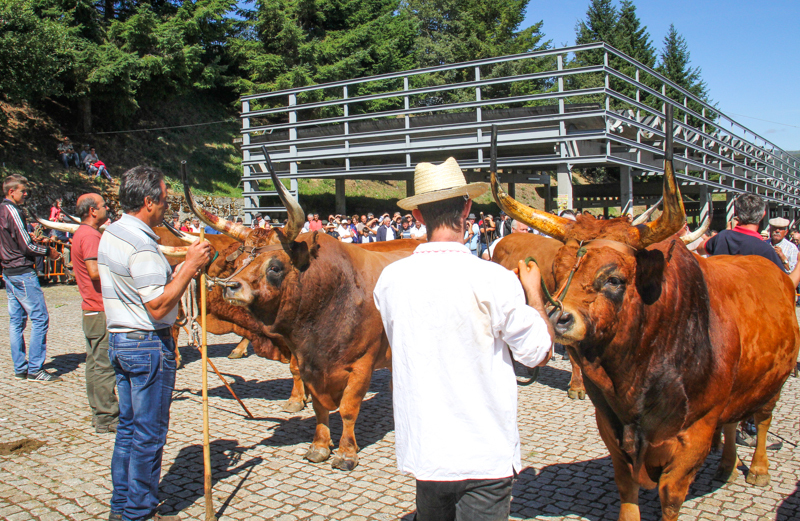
[190,162,216,521]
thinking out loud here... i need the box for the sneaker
[27,370,61,383]
[735,429,783,451]
[14,373,27,380]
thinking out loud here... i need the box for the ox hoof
[281,399,305,413]
[714,466,739,483]
[227,352,246,359]
[568,389,586,400]
[331,452,358,471]
[304,445,331,463]
[746,470,770,487]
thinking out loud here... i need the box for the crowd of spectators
[57,138,111,180]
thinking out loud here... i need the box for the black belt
[122,328,171,340]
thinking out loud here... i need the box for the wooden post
[200,226,216,521]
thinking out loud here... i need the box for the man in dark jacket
[0,175,61,382]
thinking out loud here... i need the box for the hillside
[0,96,548,217]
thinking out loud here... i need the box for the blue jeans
[4,271,49,375]
[109,331,176,521]
[60,152,80,169]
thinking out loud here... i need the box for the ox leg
[330,370,372,471]
[657,423,715,521]
[227,337,249,359]
[171,324,183,369]
[714,423,741,483]
[745,411,773,487]
[567,354,586,400]
[304,397,332,463]
[596,415,640,520]
[282,355,307,413]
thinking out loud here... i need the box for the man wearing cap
[373,157,553,521]
[766,217,798,273]
[464,213,480,255]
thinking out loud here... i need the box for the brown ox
[158,227,309,412]
[181,173,418,471]
[491,232,587,399]
[490,213,709,401]
[491,112,800,520]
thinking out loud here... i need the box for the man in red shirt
[72,192,119,433]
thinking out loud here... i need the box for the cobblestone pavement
[0,284,799,520]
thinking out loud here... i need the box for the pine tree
[231,0,416,115]
[657,23,711,126]
[612,0,657,106]
[403,0,551,107]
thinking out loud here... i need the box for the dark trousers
[109,330,176,521]
[415,477,513,521]
[83,311,119,428]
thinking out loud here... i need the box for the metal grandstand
[239,42,800,224]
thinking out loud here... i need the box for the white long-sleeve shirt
[373,241,552,481]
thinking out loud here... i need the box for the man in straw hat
[373,157,554,520]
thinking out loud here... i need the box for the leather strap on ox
[523,238,635,323]
[208,243,287,289]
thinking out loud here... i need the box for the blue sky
[522,0,800,152]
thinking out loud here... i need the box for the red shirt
[309,220,323,232]
[71,224,104,311]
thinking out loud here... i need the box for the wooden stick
[199,225,216,521]
[181,325,255,419]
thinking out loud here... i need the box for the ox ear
[289,240,311,271]
[634,249,665,305]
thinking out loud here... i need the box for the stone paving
[0,283,799,520]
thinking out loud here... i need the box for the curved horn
[631,196,663,225]
[488,127,572,241]
[162,219,201,244]
[681,199,713,246]
[634,106,686,248]
[159,245,189,257]
[64,213,81,224]
[262,146,304,243]
[180,161,251,242]
[36,216,79,234]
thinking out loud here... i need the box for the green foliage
[402,0,552,108]
[0,0,72,100]
[657,23,713,127]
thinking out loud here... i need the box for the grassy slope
[1,95,548,216]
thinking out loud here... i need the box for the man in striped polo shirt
[98,166,213,521]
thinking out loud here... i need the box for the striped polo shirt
[97,214,176,332]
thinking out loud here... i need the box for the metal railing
[240,42,800,218]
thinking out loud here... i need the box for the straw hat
[398,157,488,210]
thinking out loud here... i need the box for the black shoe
[735,429,783,451]
[109,512,123,521]
[27,370,62,382]
[14,372,27,380]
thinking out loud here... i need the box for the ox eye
[605,276,624,287]
[268,265,281,274]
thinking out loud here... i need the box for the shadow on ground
[47,352,86,377]
[777,480,800,521]
[512,450,739,520]
[160,439,263,518]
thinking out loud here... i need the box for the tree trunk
[80,97,92,134]
[105,0,114,19]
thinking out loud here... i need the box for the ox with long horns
[491,109,799,521]
[182,151,418,469]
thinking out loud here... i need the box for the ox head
[492,107,697,346]
[182,152,310,317]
